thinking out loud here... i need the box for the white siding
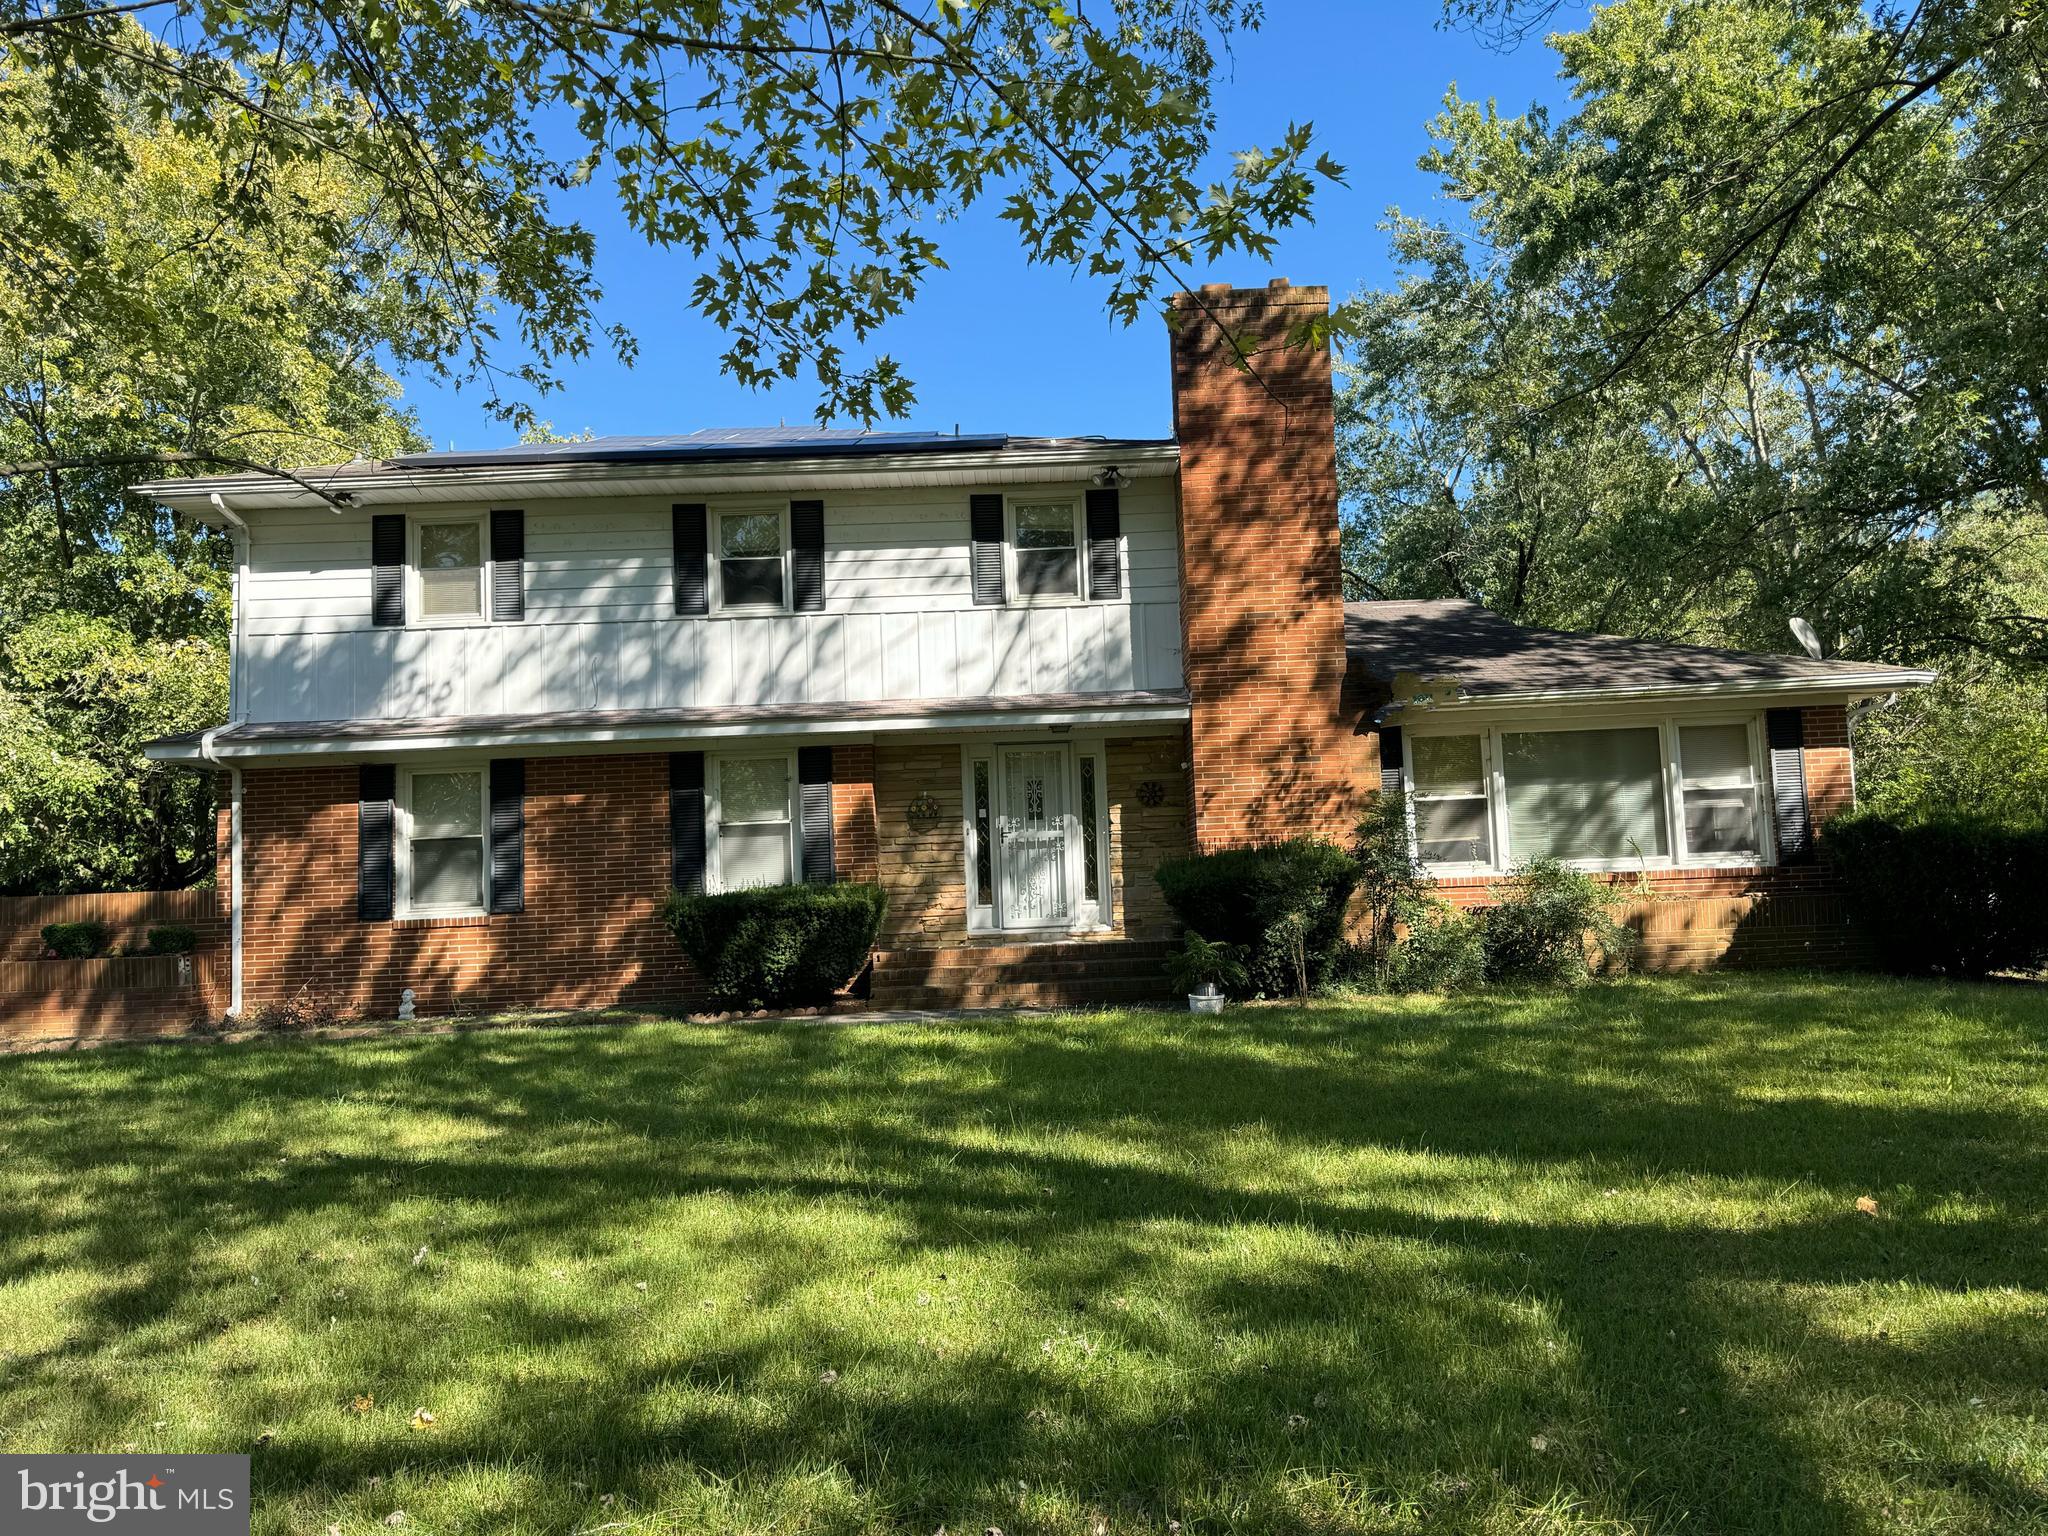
[239,479,1183,722]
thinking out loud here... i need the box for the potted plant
[1166,932,1247,1015]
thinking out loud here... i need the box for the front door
[997,746,1072,929]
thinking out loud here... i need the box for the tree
[2,0,1343,442]
[0,53,427,891]
[1337,0,2048,673]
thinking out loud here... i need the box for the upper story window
[717,509,788,611]
[1408,716,1768,875]
[1011,500,1082,600]
[399,766,487,915]
[711,752,795,889]
[414,518,487,624]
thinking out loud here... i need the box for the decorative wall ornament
[905,792,946,830]
[1136,780,1166,807]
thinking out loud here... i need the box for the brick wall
[1171,279,1372,850]
[234,755,698,1018]
[1106,734,1189,941]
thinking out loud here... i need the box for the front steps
[868,938,1177,1011]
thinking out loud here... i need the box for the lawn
[0,977,2044,1536]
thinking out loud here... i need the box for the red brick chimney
[1170,279,1365,852]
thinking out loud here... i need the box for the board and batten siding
[236,480,1184,723]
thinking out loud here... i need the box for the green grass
[1,976,2045,1535]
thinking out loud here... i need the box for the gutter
[1378,670,1937,714]
[202,489,250,1022]
[196,721,245,1022]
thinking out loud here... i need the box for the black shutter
[371,514,406,628]
[1766,708,1813,863]
[488,758,525,914]
[1378,725,1405,796]
[490,508,525,622]
[673,503,709,616]
[1085,487,1122,600]
[357,763,396,921]
[798,745,835,885]
[970,493,1005,606]
[791,499,825,612]
[669,751,706,894]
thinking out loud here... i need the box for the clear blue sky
[406,3,1574,451]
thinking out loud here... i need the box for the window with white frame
[1407,716,1769,874]
[716,509,787,610]
[1409,733,1493,866]
[414,518,486,623]
[712,753,795,889]
[401,767,487,914]
[1676,722,1762,859]
[1011,499,1082,599]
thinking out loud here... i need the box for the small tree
[1352,788,1430,987]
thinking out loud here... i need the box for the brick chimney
[1170,279,1365,852]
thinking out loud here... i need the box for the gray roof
[148,689,1190,756]
[1345,599,1933,702]
[385,428,1173,472]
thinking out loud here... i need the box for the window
[1503,727,1669,864]
[415,519,485,623]
[1410,734,1492,866]
[1677,723,1761,859]
[971,759,994,908]
[402,768,486,914]
[1406,716,1770,875]
[1079,755,1101,902]
[713,754,794,889]
[718,509,786,610]
[1012,500,1080,599]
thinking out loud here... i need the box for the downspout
[205,492,250,1019]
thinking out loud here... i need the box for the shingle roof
[1345,599,1933,702]
[382,428,1173,472]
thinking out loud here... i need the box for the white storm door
[997,746,1073,929]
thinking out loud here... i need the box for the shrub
[1165,932,1250,997]
[1825,813,2048,978]
[144,924,199,955]
[1352,788,1432,986]
[1481,858,1637,984]
[248,984,359,1033]
[1154,839,1359,996]
[41,921,111,959]
[1386,900,1487,992]
[663,882,888,1009]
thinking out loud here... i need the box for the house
[141,280,1932,1018]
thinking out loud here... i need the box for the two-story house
[145,281,1932,1019]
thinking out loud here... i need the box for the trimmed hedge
[1825,814,2048,978]
[662,882,888,1009]
[41,921,112,959]
[1154,839,1359,996]
[144,924,199,955]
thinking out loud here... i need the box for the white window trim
[710,503,792,616]
[408,514,490,629]
[707,747,800,893]
[1403,733,1498,877]
[1404,712,1776,878]
[396,761,490,917]
[1004,494,1087,606]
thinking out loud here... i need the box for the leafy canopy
[4,0,1343,432]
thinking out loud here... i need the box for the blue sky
[407,3,1573,451]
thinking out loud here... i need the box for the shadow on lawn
[2,977,2044,1533]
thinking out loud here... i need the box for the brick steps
[870,939,1177,1010]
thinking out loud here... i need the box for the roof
[1345,599,1934,706]
[135,429,1181,514]
[378,428,1173,472]
[145,689,1192,761]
